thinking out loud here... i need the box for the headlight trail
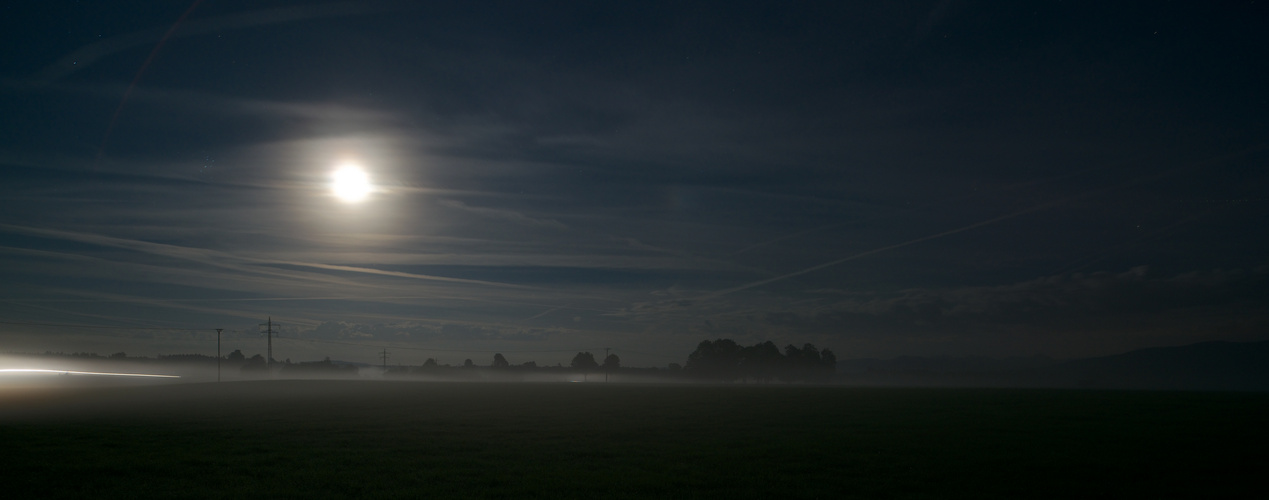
[0,369,180,378]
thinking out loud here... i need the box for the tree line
[15,339,838,383]
[685,339,836,382]
[394,339,835,383]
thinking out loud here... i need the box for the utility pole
[216,328,223,382]
[604,347,610,383]
[380,349,389,373]
[259,317,277,371]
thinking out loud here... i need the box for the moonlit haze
[0,0,1265,370]
[2,4,1268,498]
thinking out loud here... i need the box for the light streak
[0,369,180,378]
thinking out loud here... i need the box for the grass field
[1,380,1266,499]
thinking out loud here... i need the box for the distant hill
[1028,340,1269,391]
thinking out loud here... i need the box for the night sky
[1,1,1266,366]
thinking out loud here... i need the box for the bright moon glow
[0,369,180,378]
[330,164,372,202]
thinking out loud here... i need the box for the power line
[271,335,605,354]
[1,318,678,359]
[259,317,278,369]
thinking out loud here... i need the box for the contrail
[703,144,1269,300]
[702,201,1061,299]
[97,0,206,163]
[0,223,539,290]
[731,161,1138,257]
[68,2,409,163]
[36,2,406,83]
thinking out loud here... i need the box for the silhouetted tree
[414,357,440,375]
[686,339,743,381]
[780,343,837,382]
[159,354,217,363]
[227,349,245,363]
[110,352,127,359]
[678,339,836,382]
[740,341,783,383]
[668,362,682,371]
[571,352,598,370]
[463,358,475,368]
[603,353,621,370]
[819,348,838,380]
[281,357,359,375]
[241,354,267,372]
[492,353,510,368]
[522,361,537,368]
[782,344,800,380]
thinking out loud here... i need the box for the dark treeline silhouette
[281,356,359,375]
[394,354,576,380]
[686,339,837,382]
[386,351,650,381]
[383,340,836,383]
[9,340,839,383]
[14,339,1269,390]
[222,350,359,376]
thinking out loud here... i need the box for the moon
[330,164,371,203]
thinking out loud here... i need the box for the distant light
[331,164,372,203]
[0,369,179,378]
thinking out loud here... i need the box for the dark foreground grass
[1,381,1266,499]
